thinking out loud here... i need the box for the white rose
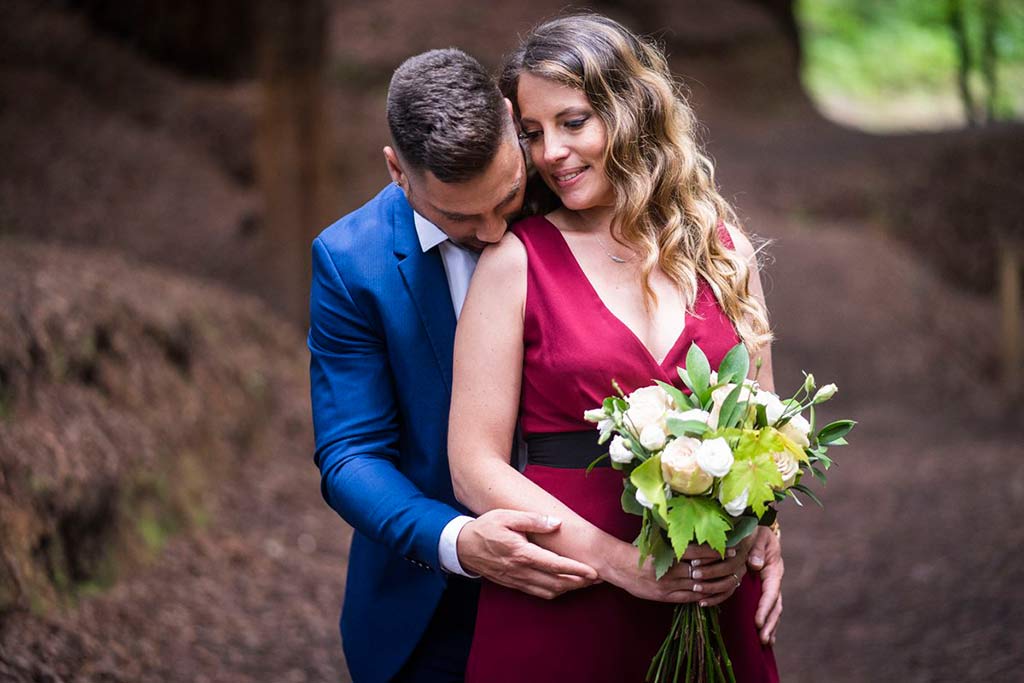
[694,437,734,477]
[597,418,613,434]
[667,408,712,425]
[750,391,786,424]
[660,436,713,495]
[609,435,634,464]
[624,386,673,433]
[720,486,749,517]
[639,423,667,451]
[583,407,606,423]
[779,413,811,448]
[635,487,655,510]
[773,450,799,488]
[708,383,754,429]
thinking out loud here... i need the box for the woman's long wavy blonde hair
[499,14,772,351]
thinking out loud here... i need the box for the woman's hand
[601,538,752,605]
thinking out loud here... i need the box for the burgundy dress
[465,217,780,683]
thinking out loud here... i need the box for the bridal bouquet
[584,342,854,683]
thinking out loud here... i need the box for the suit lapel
[392,192,456,396]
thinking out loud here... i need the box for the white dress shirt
[413,210,479,577]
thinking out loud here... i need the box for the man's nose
[477,216,507,244]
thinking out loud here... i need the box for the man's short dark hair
[387,49,507,183]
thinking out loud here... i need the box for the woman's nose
[542,134,569,165]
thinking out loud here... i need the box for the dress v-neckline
[539,217,691,371]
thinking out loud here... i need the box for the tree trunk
[948,0,978,127]
[981,0,1000,123]
[255,0,334,325]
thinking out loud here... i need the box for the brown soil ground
[2,2,1022,682]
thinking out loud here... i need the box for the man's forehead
[422,147,524,217]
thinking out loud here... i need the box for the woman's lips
[552,166,588,188]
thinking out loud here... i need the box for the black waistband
[526,430,611,469]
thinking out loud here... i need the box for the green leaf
[630,454,667,518]
[818,419,856,444]
[666,496,731,557]
[792,483,823,507]
[685,343,711,397]
[655,380,689,412]
[754,403,769,429]
[621,481,645,516]
[665,418,711,438]
[725,515,759,547]
[650,528,676,580]
[716,343,750,386]
[716,383,748,430]
[828,437,848,446]
[676,366,697,396]
[722,432,783,516]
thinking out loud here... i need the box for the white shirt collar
[413,210,448,253]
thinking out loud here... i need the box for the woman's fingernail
[699,601,708,608]
[726,549,736,558]
[692,570,703,580]
[751,555,764,567]
[691,559,701,567]
[693,584,702,592]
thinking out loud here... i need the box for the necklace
[596,233,631,264]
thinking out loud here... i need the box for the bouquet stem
[646,604,736,683]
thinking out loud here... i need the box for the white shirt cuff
[438,515,478,577]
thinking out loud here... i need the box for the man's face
[386,130,526,252]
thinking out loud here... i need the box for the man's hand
[748,526,784,644]
[456,509,600,600]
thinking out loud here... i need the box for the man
[309,49,783,683]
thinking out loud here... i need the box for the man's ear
[383,146,406,189]
[503,98,517,127]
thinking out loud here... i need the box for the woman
[448,14,779,682]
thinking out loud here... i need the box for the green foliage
[666,496,732,558]
[797,0,1024,125]
[721,430,785,516]
[716,344,750,387]
[631,454,668,517]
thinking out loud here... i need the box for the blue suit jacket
[309,184,468,683]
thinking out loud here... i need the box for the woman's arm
[450,232,724,603]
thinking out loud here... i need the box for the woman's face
[516,72,615,213]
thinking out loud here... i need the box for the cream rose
[779,413,811,448]
[660,436,713,495]
[583,407,606,423]
[773,450,799,488]
[694,437,734,477]
[720,486,749,517]
[624,386,673,433]
[609,435,634,464]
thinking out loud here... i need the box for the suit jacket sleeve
[308,236,459,571]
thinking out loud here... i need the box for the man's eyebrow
[432,178,522,221]
[495,179,522,210]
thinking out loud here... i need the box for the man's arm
[309,237,459,570]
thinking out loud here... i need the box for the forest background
[1,1,1022,681]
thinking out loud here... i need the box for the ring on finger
[731,572,741,588]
